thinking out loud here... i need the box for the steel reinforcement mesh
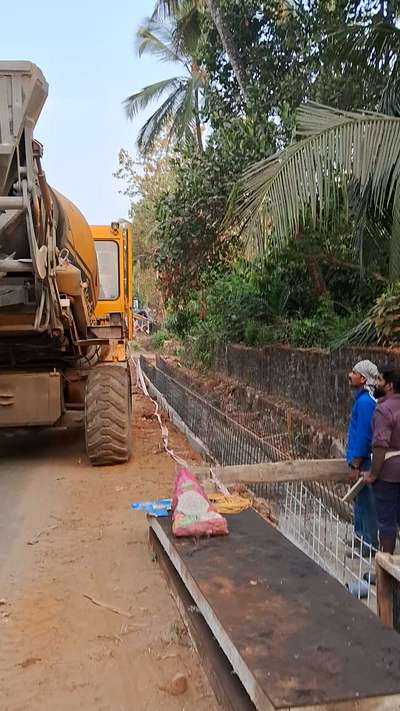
[141,356,377,610]
[155,356,316,460]
[142,358,286,466]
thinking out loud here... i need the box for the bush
[164,254,378,366]
[164,300,199,338]
[151,329,168,350]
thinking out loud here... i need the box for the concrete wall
[213,343,400,434]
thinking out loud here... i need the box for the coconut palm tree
[234,102,400,277]
[235,12,400,276]
[332,17,400,116]
[153,0,250,101]
[124,15,205,155]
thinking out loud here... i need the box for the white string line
[135,357,187,467]
[133,357,230,495]
[134,358,243,499]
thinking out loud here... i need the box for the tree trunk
[203,0,249,101]
[194,88,204,153]
[295,229,328,298]
[305,255,328,297]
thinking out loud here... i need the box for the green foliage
[151,329,169,349]
[235,104,400,261]
[198,0,390,139]
[173,249,380,366]
[126,0,400,359]
[372,283,400,344]
[331,282,400,348]
[154,115,275,301]
[114,137,174,313]
[164,299,200,337]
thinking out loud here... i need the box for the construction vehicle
[0,61,133,465]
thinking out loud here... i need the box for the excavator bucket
[0,61,48,195]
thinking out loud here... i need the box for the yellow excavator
[0,61,133,465]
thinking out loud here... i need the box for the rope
[133,355,232,497]
[208,493,251,514]
[135,355,187,467]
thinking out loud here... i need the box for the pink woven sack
[172,468,228,538]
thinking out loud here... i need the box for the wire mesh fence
[142,357,289,465]
[141,356,378,611]
[279,481,377,610]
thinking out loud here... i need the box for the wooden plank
[376,553,400,583]
[150,510,400,711]
[193,458,349,485]
[341,476,365,504]
[149,527,255,711]
[376,563,394,628]
[375,553,400,628]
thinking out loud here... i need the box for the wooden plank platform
[149,509,400,710]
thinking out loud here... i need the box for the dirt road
[0,387,218,711]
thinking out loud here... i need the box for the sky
[2,0,176,223]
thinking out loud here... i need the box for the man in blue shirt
[346,359,379,553]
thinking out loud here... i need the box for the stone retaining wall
[212,343,400,434]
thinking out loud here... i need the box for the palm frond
[337,19,400,65]
[333,19,400,115]
[136,20,185,64]
[330,315,376,350]
[235,102,400,257]
[332,281,400,349]
[169,77,196,144]
[123,77,182,120]
[126,5,205,156]
[173,6,201,56]
[152,0,183,20]
[381,68,400,116]
[136,83,187,155]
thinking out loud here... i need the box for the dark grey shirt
[372,394,400,482]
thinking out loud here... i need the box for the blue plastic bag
[131,498,172,517]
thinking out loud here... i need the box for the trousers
[353,484,378,548]
[373,479,400,539]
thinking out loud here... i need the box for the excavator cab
[92,222,133,342]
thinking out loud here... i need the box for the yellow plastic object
[208,493,252,515]
[91,223,133,340]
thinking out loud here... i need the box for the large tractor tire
[85,364,132,466]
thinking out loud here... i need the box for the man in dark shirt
[367,369,400,553]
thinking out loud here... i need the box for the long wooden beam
[193,458,349,485]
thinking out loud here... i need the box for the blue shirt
[346,389,376,470]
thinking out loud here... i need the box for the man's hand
[348,466,360,483]
[363,472,377,485]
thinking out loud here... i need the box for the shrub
[151,329,168,350]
